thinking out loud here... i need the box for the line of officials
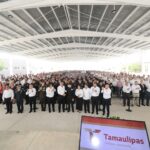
[1,81,112,118]
[1,72,150,118]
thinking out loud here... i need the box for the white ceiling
[0,0,150,60]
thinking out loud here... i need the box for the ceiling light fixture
[112,5,117,14]
[8,14,13,18]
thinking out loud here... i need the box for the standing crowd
[0,71,150,118]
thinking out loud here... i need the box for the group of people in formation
[0,71,150,118]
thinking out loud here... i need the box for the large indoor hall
[0,0,150,150]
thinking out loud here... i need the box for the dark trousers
[99,95,103,110]
[25,95,29,104]
[83,100,90,113]
[29,96,36,112]
[67,99,74,112]
[17,100,24,113]
[5,98,12,113]
[58,95,65,112]
[0,93,2,103]
[140,92,145,106]
[123,93,130,106]
[91,96,99,114]
[103,98,110,117]
[47,97,55,112]
[41,98,46,111]
[76,97,83,111]
[146,91,150,106]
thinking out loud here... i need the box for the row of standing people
[1,81,112,117]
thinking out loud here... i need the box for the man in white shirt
[91,82,100,115]
[75,85,83,112]
[101,83,111,118]
[83,84,91,113]
[46,83,56,112]
[131,81,141,106]
[122,81,131,107]
[146,81,150,106]
[57,82,66,112]
[26,84,36,113]
[2,84,14,114]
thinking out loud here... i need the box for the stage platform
[0,98,149,150]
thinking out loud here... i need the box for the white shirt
[26,88,36,97]
[57,85,66,96]
[91,86,100,97]
[75,89,83,98]
[83,88,91,100]
[122,84,131,93]
[112,79,117,86]
[102,88,111,99]
[146,82,150,92]
[132,84,141,94]
[2,89,14,101]
[46,87,55,98]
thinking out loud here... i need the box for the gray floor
[0,99,150,150]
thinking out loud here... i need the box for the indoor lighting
[8,14,13,19]
[91,136,100,147]
[112,5,117,14]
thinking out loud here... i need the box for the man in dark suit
[66,82,75,112]
[15,84,24,113]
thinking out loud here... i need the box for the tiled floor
[0,99,149,150]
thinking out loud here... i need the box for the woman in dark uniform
[39,81,46,111]
[66,82,75,112]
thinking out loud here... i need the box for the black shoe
[29,111,32,113]
[96,112,98,115]
[18,111,20,113]
[5,112,8,114]
[91,112,94,114]
[34,110,36,112]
